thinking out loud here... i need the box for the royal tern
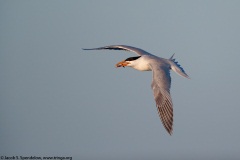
[83,45,189,135]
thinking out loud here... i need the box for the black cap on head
[125,56,141,61]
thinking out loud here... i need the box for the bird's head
[115,56,141,68]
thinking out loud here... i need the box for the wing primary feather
[83,45,151,56]
[158,97,173,134]
[150,63,173,135]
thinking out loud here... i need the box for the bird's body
[83,45,189,135]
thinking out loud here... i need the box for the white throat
[127,57,151,71]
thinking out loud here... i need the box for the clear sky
[1,1,240,160]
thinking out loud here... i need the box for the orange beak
[115,61,130,68]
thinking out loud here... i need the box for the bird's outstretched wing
[83,45,152,56]
[149,63,173,135]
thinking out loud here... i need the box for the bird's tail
[169,54,190,79]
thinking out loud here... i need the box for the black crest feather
[125,56,141,61]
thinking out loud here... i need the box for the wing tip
[168,128,173,135]
[165,124,173,135]
[82,47,100,50]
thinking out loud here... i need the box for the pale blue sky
[1,1,240,159]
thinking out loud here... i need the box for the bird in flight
[83,45,189,135]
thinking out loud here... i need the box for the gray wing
[150,63,173,135]
[83,45,151,56]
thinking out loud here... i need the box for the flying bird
[83,45,189,135]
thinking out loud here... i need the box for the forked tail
[169,54,189,79]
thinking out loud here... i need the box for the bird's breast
[130,57,152,71]
[133,64,151,71]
